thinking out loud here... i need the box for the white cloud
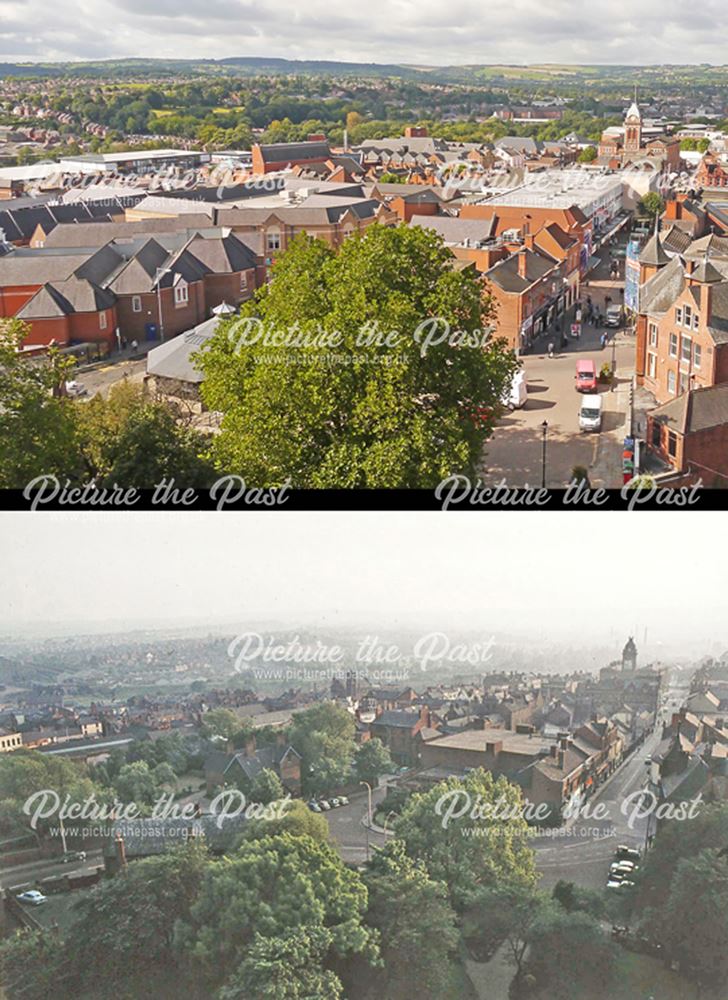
[0,0,726,63]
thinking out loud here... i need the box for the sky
[0,511,726,649]
[0,0,727,64]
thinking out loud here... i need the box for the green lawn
[536,952,701,1000]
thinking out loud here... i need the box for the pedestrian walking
[600,333,607,350]
[548,341,555,358]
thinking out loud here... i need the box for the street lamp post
[155,266,171,342]
[360,780,372,862]
[541,420,548,489]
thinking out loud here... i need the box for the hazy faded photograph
[0,511,727,999]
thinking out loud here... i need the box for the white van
[579,394,602,432]
[502,370,528,410]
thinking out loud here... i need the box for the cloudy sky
[0,0,726,64]
[1,512,726,650]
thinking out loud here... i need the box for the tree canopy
[199,226,517,487]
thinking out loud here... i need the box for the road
[2,849,105,890]
[482,322,634,489]
[75,357,147,399]
[534,726,664,890]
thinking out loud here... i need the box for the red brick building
[251,140,333,175]
[647,383,728,483]
[635,232,728,405]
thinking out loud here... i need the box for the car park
[17,890,47,905]
[615,845,641,862]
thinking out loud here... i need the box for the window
[669,333,678,358]
[693,312,700,331]
[648,323,658,347]
[675,306,683,325]
[679,371,689,394]
[174,282,189,307]
[683,305,692,327]
[694,343,702,368]
[647,352,657,378]
[99,311,107,330]
[681,336,692,363]
[266,228,281,252]
[240,272,248,292]
[667,370,676,395]
[131,295,142,313]
[667,432,677,458]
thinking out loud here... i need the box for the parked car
[64,380,87,397]
[319,800,331,811]
[61,850,86,863]
[338,795,349,806]
[307,801,322,813]
[615,845,641,862]
[17,890,47,906]
[330,797,341,808]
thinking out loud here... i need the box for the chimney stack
[517,249,528,279]
[558,748,565,769]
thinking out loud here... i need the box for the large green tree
[393,768,537,908]
[354,737,393,786]
[76,381,213,488]
[290,702,356,796]
[181,833,377,994]
[0,319,81,487]
[360,840,458,1000]
[199,226,517,487]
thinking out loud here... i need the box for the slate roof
[256,141,332,164]
[17,276,115,318]
[486,248,557,292]
[409,214,497,244]
[650,383,728,434]
[373,710,422,729]
[639,255,687,315]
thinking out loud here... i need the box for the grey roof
[42,217,214,249]
[651,383,728,434]
[409,214,497,244]
[486,248,557,293]
[639,255,687,315]
[146,316,220,383]
[0,246,93,284]
[256,141,331,164]
[17,276,115,318]
[106,814,247,857]
[373,710,421,729]
[639,230,670,268]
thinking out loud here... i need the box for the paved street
[324,784,389,863]
[483,249,636,489]
[482,322,634,489]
